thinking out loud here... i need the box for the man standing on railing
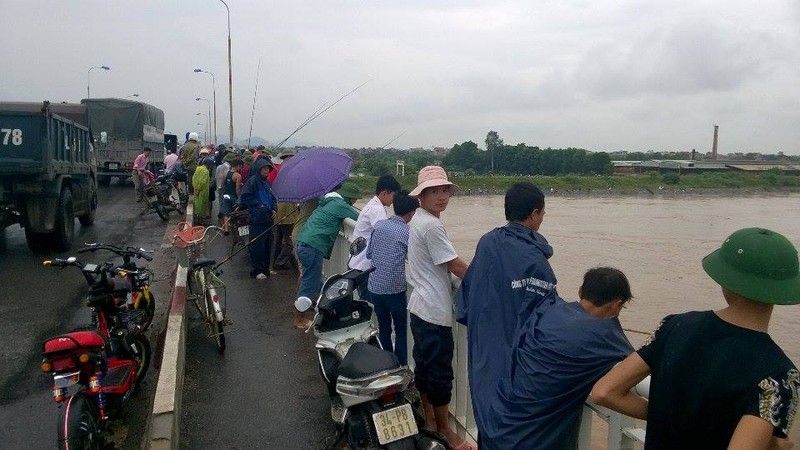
[483,268,634,449]
[592,227,800,450]
[407,166,474,450]
[456,182,558,445]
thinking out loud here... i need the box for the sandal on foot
[450,439,477,450]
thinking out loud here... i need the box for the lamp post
[195,97,215,143]
[194,69,217,145]
[196,122,207,144]
[218,0,234,145]
[87,65,110,98]
[196,113,210,144]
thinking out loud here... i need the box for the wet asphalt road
[180,229,337,449]
[0,180,176,449]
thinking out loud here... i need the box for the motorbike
[295,253,447,450]
[143,168,188,221]
[41,255,153,449]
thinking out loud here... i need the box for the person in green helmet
[592,227,800,450]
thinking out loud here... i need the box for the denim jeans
[296,242,324,299]
[370,291,408,366]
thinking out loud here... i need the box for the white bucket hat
[409,165,457,197]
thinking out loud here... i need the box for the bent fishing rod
[273,79,371,149]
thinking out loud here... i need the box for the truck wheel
[52,188,75,252]
[79,190,97,226]
[24,226,52,253]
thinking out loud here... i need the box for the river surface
[441,193,800,365]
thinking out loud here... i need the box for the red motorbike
[40,255,153,449]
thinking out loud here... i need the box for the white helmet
[188,132,199,141]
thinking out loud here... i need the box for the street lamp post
[218,0,234,145]
[194,69,217,144]
[196,113,210,144]
[195,97,214,143]
[87,65,110,98]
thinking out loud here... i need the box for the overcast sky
[2,0,799,154]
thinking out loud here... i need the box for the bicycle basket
[174,222,206,266]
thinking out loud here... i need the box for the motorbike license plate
[238,225,249,237]
[108,163,118,170]
[372,403,418,445]
[53,371,81,388]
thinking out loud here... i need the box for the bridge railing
[324,218,648,448]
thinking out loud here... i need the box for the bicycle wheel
[205,287,225,354]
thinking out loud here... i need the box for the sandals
[450,439,477,450]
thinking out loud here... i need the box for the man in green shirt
[294,181,361,329]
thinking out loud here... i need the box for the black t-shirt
[637,310,799,450]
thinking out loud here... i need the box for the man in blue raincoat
[456,182,557,442]
[239,156,277,279]
[486,268,634,449]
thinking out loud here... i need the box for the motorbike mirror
[349,237,367,256]
[294,296,313,312]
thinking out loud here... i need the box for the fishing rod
[380,130,407,149]
[246,59,261,150]
[273,79,371,149]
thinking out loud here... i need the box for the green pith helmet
[702,227,800,305]
[336,181,362,201]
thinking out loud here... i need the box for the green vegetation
[348,172,800,196]
[343,130,799,195]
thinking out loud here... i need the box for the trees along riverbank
[349,171,800,197]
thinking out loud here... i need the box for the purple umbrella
[271,148,353,203]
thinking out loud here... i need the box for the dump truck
[0,101,98,252]
[81,98,165,186]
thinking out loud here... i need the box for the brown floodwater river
[441,192,800,443]
[442,192,800,363]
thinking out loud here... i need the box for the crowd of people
[135,138,800,449]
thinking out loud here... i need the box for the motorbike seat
[191,258,216,269]
[337,342,400,379]
[43,331,105,354]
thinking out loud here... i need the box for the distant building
[432,146,449,156]
[611,160,799,175]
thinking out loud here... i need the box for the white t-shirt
[349,195,388,271]
[407,208,458,327]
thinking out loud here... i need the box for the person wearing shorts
[407,166,473,450]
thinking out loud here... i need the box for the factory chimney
[712,125,719,160]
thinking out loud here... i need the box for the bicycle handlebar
[79,243,154,262]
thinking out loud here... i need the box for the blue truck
[0,101,98,252]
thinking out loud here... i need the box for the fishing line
[246,58,261,150]
[380,130,407,149]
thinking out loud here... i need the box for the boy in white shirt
[348,174,401,299]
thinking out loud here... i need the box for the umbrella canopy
[271,148,353,203]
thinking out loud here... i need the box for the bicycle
[173,223,229,353]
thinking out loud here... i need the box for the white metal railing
[325,219,648,448]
